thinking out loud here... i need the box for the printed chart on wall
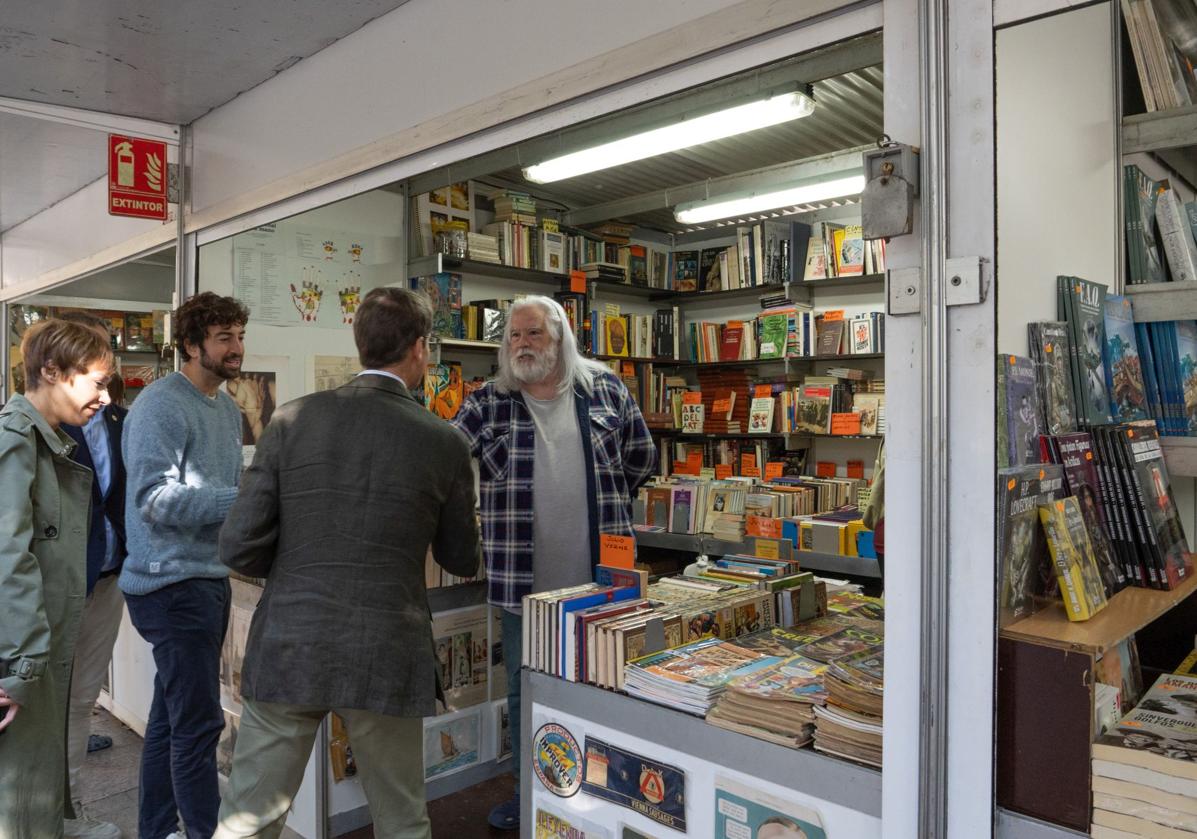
[231,223,400,327]
[714,776,826,839]
[311,355,362,392]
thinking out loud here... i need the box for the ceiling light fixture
[522,89,816,184]
[673,174,866,225]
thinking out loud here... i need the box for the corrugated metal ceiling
[481,65,883,235]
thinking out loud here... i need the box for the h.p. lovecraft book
[1037,497,1110,621]
[999,354,1043,467]
[1059,276,1113,427]
[996,464,1067,625]
[1028,322,1077,436]
[1049,432,1127,596]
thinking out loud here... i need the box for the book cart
[994,4,1197,835]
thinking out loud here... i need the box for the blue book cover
[557,587,639,675]
[1175,321,1197,435]
[1102,296,1149,423]
[1135,321,1164,433]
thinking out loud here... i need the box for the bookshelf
[647,282,787,303]
[1160,437,1197,478]
[1124,281,1197,322]
[407,253,563,287]
[1121,103,1197,157]
[632,530,882,580]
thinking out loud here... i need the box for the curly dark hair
[175,292,250,361]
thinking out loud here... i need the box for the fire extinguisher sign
[108,135,168,220]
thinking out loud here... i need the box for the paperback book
[1037,497,1110,621]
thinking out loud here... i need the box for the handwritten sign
[600,534,635,569]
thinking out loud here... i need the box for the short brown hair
[22,319,115,391]
[354,287,432,368]
[175,292,250,361]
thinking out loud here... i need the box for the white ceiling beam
[0,96,179,142]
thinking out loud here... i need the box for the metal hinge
[887,257,989,316]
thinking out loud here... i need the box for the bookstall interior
[193,29,891,838]
[995,4,1197,836]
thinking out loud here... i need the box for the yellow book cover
[832,227,847,276]
[1038,498,1109,621]
[604,315,629,357]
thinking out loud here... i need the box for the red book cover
[720,323,745,361]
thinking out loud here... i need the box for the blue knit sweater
[119,372,243,596]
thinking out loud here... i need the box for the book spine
[1112,427,1164,588]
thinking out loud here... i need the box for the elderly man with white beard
[451,295,656,831]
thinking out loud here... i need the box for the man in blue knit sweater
[120,292,248,839]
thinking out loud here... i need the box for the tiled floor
[79,708,517,838]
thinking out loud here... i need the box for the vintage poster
[533,723,584,797]
[714,776,826,839]
[533,802,612,839]
[581,737,686,831]
[225,354,288,466]
[311,354,361,393]
[423,708,481,780]
[432,605,489,712]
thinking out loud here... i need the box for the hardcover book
[1028,321,1077,435]
[1119,424,1193,589]
[672,250,699,292]
[1060,276,1113,427]
[1051,432,1126,596]
[1038,497,1110,621]
[1102,296,1150,423]
[997,464,1067,624]
[1001,354,1043,467]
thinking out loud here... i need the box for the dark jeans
[501,609,522,788]
[125,577,231,839]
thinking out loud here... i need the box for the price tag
[715,464,733,479]
[570,269,587,294]
[754,385,773,399]
[830,413,862,435]
[764,462,785,480]
[754,539,781,560]
[822,309,845,322]
[816,461,837,478]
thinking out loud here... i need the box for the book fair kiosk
[3,1,1196,837]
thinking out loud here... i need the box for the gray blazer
[219,374,481,717]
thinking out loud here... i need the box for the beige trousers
[214,698,430,839]
[67,574,126,806]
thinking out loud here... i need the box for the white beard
[512,345,558,385]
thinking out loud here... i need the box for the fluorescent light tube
[522,90,815,184]
[673,174,866,225]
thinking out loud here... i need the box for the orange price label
[672,460,688,474]
[712,398,732,414]
[764,462,785,480]
[816,461,837,478]
[715,464,733,479]
[686,451,704,469]
[682,391,703,405]
[746,515,782,539]
[830,413,862,435]
[741,453,757,470]
[823,309,845,322]
[754,385,773,399]
[599,534,635,569]
[570,269,587,294]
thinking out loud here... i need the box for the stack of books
[812,644,884,768]
[1090,672,1197,837]
[491,190,537,224]
[623,636,778,715]
[706,653,829,747]
[466,232,500,264]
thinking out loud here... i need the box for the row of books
[1089,667,1197,837]
[997,424,1192,628]
[1004,280,1197,472]
[1120,2,1197,113]
[685,308,885,364]
[1125,164,1197,285]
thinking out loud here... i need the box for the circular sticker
[532,723,582,797]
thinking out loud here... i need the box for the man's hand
[0,687,20,732]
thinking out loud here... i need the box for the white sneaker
[166,832,186,839]
[63,816,121,839]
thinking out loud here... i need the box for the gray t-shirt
[525,388,591,598]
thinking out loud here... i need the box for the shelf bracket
[944,256,988,308]
[888,266,921,315]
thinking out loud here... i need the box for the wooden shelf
[1124,281,1197,322]
[792,274,886,292]
[1122,104,1197,155]
[999,571,1197,654]
[1161,436,1197,478]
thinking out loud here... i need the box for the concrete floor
[78,707,516,838]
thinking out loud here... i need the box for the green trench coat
[0,394,92,838]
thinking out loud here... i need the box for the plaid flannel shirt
[450,371,657,609]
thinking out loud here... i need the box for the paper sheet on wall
[232,224,399,328]
[311,355,361,392]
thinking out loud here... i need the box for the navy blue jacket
[62,404,128,594]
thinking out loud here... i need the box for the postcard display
[527,702,881,836]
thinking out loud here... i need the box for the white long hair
[494,295,610,396]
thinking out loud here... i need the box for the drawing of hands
[338,271,362,325]
[290,266,324,322]
[227,374,265,442]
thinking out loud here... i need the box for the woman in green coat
[0,319,114,838]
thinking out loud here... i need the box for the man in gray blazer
[214,287,481,839]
